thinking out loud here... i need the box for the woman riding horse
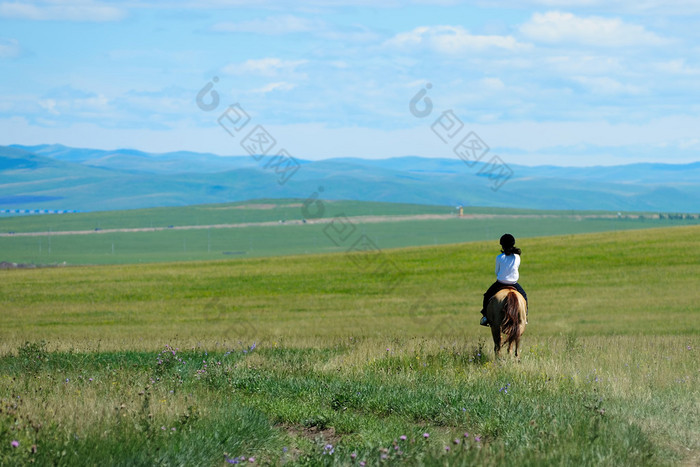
[480,234,528,326]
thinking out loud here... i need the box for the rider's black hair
[500,233,522,256]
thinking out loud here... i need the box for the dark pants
[482,281,528,315]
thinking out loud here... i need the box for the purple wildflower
[423,432,430,439]
[399,435,407,441]
[475,436,481,442]
[11,440,19,448]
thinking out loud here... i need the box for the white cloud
[37,93,111,117]
[572,76,645,95]
[0,38,21,58]
[212,15,323,34]
[38,98,60,115]
[677,137,700,149]
[529,0,598,5]
[654,59,700,75]
[212,15,380,43]
[385,25,530,54]
[543,54,623,75]
[161,0,466,8]
[519,11,670,46]
[0,1,126,21]
[125,97,187,114]
[480,0,700,15]
[222,58,308,77]
[318,24,380,42]
[251,81,297,94]
[481,77,506,90]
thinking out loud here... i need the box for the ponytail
[502,246,522,256]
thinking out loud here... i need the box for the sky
[1,0,700,166]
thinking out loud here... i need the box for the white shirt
[495,253,520,284]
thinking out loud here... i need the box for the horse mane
[501,289,522,343]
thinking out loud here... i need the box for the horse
[485,287,527,358]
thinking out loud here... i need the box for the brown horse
[485,287,527,358]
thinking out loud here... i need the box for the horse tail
[501,290,521,343]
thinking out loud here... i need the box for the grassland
[1,225,698,465]
[1,199,697,265]
[0,200,456,234]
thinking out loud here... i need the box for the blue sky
[1,0,700,166]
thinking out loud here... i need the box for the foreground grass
[1,336,697,466]
[1,225,698,465]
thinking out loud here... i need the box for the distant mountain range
[1,144,699,213]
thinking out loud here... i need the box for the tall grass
[1,336,696,465]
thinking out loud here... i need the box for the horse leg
[491,326,502,358]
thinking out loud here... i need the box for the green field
[0,200,458,233]
[1,225,698,465]
[1,199,697,265]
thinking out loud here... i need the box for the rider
[480,233,528,326]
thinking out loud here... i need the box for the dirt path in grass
[0,213,616,238]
